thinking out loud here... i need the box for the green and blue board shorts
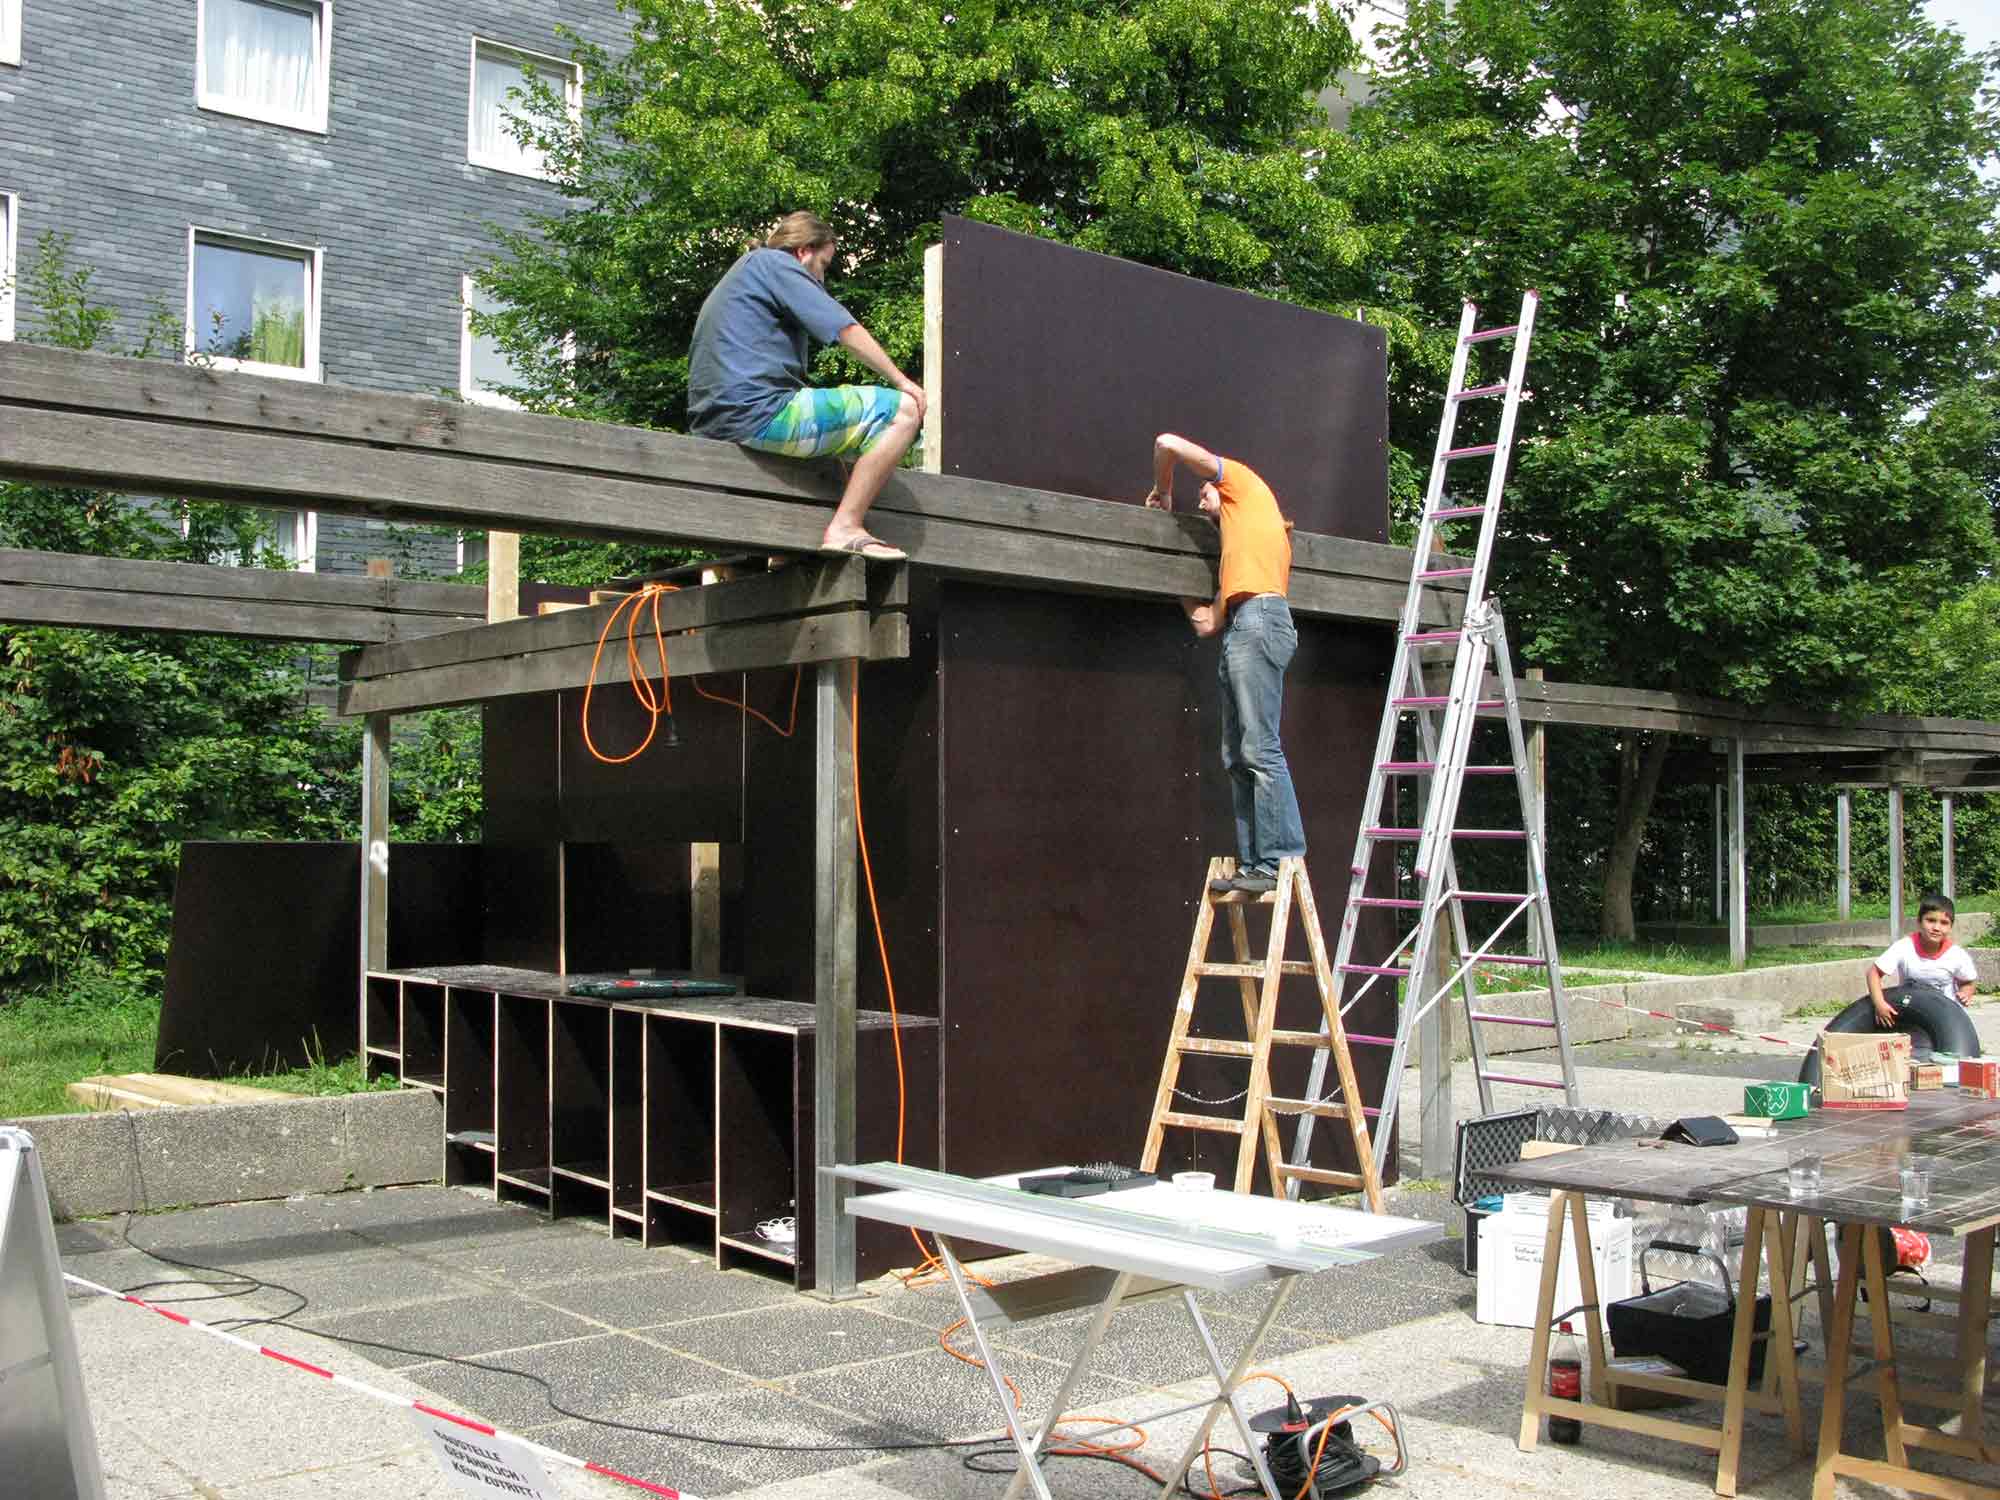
[743,384,905,459]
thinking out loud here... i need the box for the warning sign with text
[415,1413,558,1500]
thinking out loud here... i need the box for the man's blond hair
[764,211,835,253]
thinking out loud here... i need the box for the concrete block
[1675,998,1783,1033]
[3,1087,440,1219]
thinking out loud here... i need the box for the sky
[1925,0,1999,57]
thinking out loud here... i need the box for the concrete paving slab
[399,1330,740,1432]
[653,1299,949,1379]
[432,1219,681,1285]
[541,1265,795,1328]
[608,1383,931,1490]
[299,1292,604,1368]
[521,1411,750,1500]
[781,1338,1147,1443]
[989,1296,1323,1387]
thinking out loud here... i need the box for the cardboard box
[1962,1058,1999,1099]
[1476,1209,1633,1329]
[1911,1064,1945,1091]
[1820,1031,1911,1109]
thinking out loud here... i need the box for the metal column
[1836,790,1851,921]
[1712,781,1726,923]
[1888,785,1906,940]
[1728,740,1747,970]
[813,661,860,1298]
[1942,794,1956,900]
[359,713,391,1052]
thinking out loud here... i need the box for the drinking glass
[1786,1149,1822,1198]
[1900,1162,1933,1216]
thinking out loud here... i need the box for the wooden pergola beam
[0,548,481,643]
[0,342,1440,625]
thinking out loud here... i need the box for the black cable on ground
[960,1442,1265,1497]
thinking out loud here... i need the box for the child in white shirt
[1869,890,1978,1028]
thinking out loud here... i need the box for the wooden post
[813,660,859,1298]
[1941,793,1956,901]
[1888,784,1905,940]
[1836,790,1852,921]
[359,713,391,1052]
[1525,666,1545,958]
[1713,780,1726,923]
[1419,928,1453,1180]
[487,531,520,622]
[921,243,944,474]
[690,843,721,975]
[1729,739,1747,970]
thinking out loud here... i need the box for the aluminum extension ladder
[1287,292,1579,1188]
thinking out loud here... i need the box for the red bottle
[1548,1322,1583,1444]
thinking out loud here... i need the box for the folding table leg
[935,1235,1064,1500]
[1763,1209,1805,1452]
[1565,1191,1610,1405]
[1959,1226,1994,1447]
[1516,1190,1569,1451]
[1715,1203,1768,1497]
[1862,1221,1910,1468]
[1161,1275,1297,1500]
[1811,1223,1864,1500]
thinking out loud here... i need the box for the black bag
[1661,1115,1738,1147]
[1608,1243,1770,1386]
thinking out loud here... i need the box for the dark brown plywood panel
[935,582,1395,1185]
[482,695,561,971]
[157,841,482,1076]
[558,680,743,846]
[561,842,695,976]
[936,216,1388,542]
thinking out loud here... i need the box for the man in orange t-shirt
[1144,433,1304,896]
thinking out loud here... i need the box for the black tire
[1797,985,1982,1088]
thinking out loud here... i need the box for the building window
[468,39,579,179]
[0,0,20,68]
[461,276,527,407]
[0,194,15,341]
[187,230,322,380]
[271,508,317,570]
[197,0,330,133]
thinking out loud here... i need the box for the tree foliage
[480,0,2000,935]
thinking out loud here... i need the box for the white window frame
[185,227,324,381]
[196,0,332,134]
[0,193,16,342]
[0,0,21,67]
[460,273,575,409]
[467,37,581,180]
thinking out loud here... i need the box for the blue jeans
[1217,594,1306,876]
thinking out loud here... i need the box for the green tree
[477,0,1361,426]
[1339,0,2000,935]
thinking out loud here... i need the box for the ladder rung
[1378,760,1435,772]
[1450,382,1509,400]
[1210,889,1275,904]
[1275,1164,1370,1186]
[1462,323,1521,344]
[1464,765,1516,775]
[1390,696,1504,709]
[1479,1072,1568,1090]
[1269,1029,1334,1047]
[1419,567,1476,579]
[1452,829,1529,840]
[1469,1014,1558,1029]
[1339,963,1409,978]
[1156,1111,1250,1133]
[1402,630,1460,644]
[1190,960,1314,978]
[1346,1033,1394,1047]
[1478,953,1549,966]
[1427,505,1487,520]
[1262,1097,1352,1119]
[1455,890,1531,902]
[1363,827,1420,839]
[1441,443,1499,460]
[1352,896,1421,909]
[1176,1037,1256,1057]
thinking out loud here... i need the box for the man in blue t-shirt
[688,211,925,560]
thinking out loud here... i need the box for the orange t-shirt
[1215,458,1292,616]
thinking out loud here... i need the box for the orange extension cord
[581,589,1369,1498]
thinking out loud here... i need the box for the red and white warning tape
[63,1272,695,1499]
[1561,982,1815,1052]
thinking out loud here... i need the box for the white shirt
[1874,935,1976,997]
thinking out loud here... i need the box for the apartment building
[0,0,626,574]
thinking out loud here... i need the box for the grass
[1748,891,1998,926]
[0,993,397,1120]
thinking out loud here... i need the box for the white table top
[838,1164,1442,1293]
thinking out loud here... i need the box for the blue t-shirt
[686,248,857,441]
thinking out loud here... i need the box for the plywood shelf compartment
[552,1161,612,1187]
[404,1073,445,1092]
[443,986,497,1188]
[648,1183,718,1215]
[496,1166,552,1194]
[718,1234,796,1267]
[365,975,400,1055]
[400,981,445,1084]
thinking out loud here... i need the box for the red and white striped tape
[63,1273,694,1499]
[1562,982,1815,1052]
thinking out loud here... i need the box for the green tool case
[1742,1081,1811,1119]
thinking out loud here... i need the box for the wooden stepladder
[1140,857,1385,1212]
